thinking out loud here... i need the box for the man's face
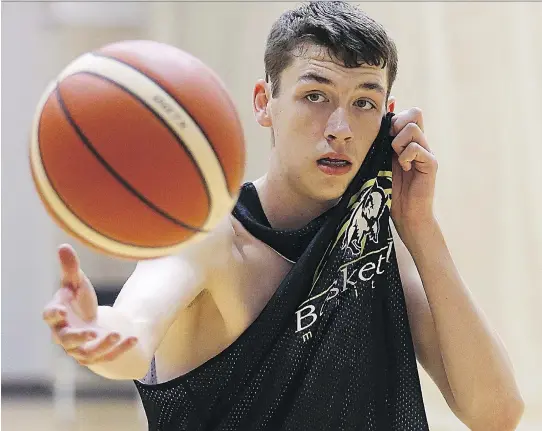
[259,44,392,202]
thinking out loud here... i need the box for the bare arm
[86,254,208,380]
[44,216,234,381]
[392,221,524,430]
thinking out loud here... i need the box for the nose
[324,107,353,144]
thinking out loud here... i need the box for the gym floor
[2,397,541,431]
[2,398,144,431]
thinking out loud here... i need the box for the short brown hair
[264,1,398,99]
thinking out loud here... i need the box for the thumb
[58,244,82,289]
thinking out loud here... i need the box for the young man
[43,2,524,430]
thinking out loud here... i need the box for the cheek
[271,102,329,167]
[288,104,329,144]
[353,117,382,146]
[275,105,322,144]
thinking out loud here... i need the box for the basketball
[29,40,246,260]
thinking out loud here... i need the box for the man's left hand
[390,108,438,237]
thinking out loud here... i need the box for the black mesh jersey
[134,113,429,430]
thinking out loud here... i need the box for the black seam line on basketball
[38,86,182,250]
[71,70,213,231]
[90,51,232,197]
[70,71,213,232]
[55,79,207,234]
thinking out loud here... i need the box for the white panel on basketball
[57,52,234,230]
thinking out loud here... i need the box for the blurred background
[2,1,541,430]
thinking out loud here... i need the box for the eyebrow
[297,72,386,96]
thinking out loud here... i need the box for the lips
[317,158,351,167]
[317,153,352,166]
[316,153,353,176]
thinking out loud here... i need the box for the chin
[315,187,346,202]
[306,177,350,202]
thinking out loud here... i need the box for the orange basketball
[29,40,245,260]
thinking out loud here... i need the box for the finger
[397,142,437,174]
[391,107,424,135]
[77,332,121,362]
[58,328,97,351]
[43,305,68,327]
[43,288,75,328]
[94,337,138,363]
[54,286,76,304]
[391,122,432,156]
[58,244,81,290]
[51,330,63,345]
[69,350,90,364]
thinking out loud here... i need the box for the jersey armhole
[138,355,157,385]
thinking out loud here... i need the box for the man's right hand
[43,244,138,366]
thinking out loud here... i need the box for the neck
[253,174,338,230]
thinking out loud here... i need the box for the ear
[387,96,396,113]
[253,79,272,128]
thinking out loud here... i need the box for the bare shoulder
[200,213,268,267]
[180,215,238,265]
[189,214,244,288]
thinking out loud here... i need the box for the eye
[354,99,376,110]
[305,93,327,103]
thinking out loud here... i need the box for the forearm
[402,220,523,429]
[85,305,153,380]
[86,256,208,380]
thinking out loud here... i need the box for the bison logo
[342,184,388,257]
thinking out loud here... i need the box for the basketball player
[43,2,524,430]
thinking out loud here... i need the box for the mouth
[317,154,353,176]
